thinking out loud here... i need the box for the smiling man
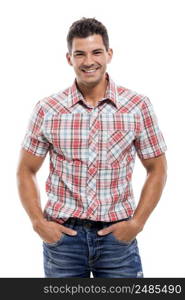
[17,17,167,278]
[66,33,112,104]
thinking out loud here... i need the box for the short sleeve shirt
[21,73,167,224]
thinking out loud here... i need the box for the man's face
[66,34,113,87]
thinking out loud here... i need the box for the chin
[83,78,101,87]
[82,74,104,85]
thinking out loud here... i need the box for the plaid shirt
[22,73,167,224]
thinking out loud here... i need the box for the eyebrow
[73,48,104,54]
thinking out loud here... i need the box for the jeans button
[85,222,91,229]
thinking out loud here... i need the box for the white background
[0,0,184,277]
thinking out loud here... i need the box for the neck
[76,74,108,106]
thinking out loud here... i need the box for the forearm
[16,169,45,227]
[16,168,75,242]
[133,169,167,229]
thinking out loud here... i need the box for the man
[16,17,167,278]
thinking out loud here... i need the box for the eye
[94,51,102,55]
[75,53,83,57]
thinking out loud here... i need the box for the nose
[83,54,94,66]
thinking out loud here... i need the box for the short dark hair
[67,17,109,53]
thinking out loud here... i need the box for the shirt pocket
[43,113,89,162]
[99,113,141,167]
[106,129,135,166]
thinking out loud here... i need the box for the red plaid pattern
[22,73,167,224]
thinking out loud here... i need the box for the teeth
[83,69,97,73]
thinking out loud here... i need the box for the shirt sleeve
[134,96,167,159]
[21,100,50,157]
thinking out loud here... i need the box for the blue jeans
[43,217,143,278]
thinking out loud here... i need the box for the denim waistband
[64,216,131,228]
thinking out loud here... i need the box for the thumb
[60,225,77,236]
[66,228,77,236]
[97,225,114,236]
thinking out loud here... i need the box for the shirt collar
[67,73,119,109]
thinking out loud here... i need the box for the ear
[66,53,73,66]
[107,48,113,64]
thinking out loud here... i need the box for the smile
[81,67,100,73]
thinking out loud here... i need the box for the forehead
[71,34,106,52]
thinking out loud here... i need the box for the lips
[81,67,100,73]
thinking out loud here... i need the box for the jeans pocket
[43,233,65,247]
[110,232,135,246]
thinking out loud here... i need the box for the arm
[16,149,46,225]
[132,153,167,229]
[98,154,167,241]
[16,149,77,243]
